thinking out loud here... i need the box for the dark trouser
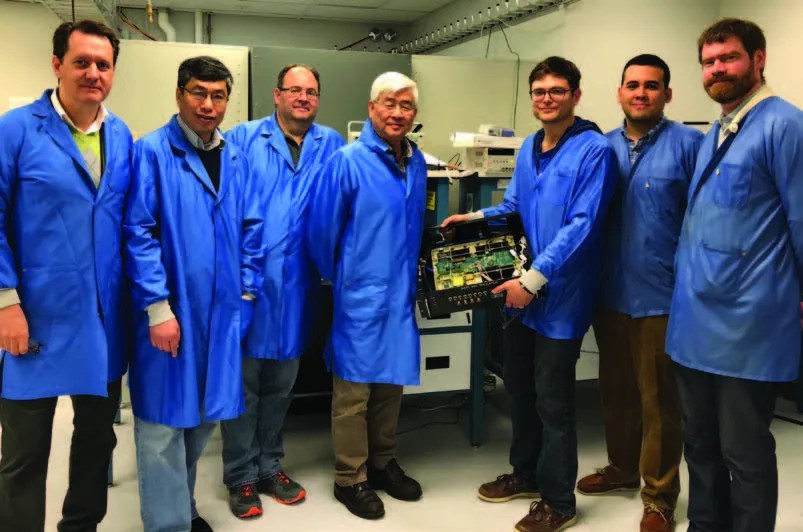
[0,376,121,532]
[221,357,300,488]
[674,363,778,532]
[331,375,403,487]
[503,320,581,517]
[594,309,683,510]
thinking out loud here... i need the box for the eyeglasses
[181,87,229,105]
[529,87,572,101]
[377,99,416,113]
[278,86,320,99]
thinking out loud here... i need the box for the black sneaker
[367,459,422,501]
[190,516,213,532]
[333,481,385,520]
[256,471,306,504]
[228,483,263,519]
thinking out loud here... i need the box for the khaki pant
[332,375,403,486]
[594,308,683,510]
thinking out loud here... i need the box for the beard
[704,66,757,104]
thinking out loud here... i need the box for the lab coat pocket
[712,163,752,209]
[20,266,82,318]
[341,281,389,322]
[542,170,574,205]
[690,244,744,300]
[641,176,675,216]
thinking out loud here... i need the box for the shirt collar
[176,114,225,151]
[50,88,107,134]
[620,115,667,144]
[385,137,413,160]
[719,83,774,137]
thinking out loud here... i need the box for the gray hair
[370,72,418,105]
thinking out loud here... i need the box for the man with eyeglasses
[575,54,702,532]
[124,55,264,532]
[220,64,344,519]
[444,56,616,532]
[0,20,132,532]
[307,72,426,521]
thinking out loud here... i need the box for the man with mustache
[0,20,132,532]
[221,64,344,519]
[667,18,803,532]
[576,54,702,532]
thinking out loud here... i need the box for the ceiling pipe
[157,9,176,42]
[395,0,579,54]
[194,11,203,43]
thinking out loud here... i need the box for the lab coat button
[716,168,720,175]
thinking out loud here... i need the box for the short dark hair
[621,54,671,88]
[177,56,234,94]
[697,18,766,63]
[52,20,120,65]
[276,64,321,92]
[529,56,581,91]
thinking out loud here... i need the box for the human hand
[492,280,535,309]
[0,304,29,355]
[440,213,473,227]
[150,318,181,357]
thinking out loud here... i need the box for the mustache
[706,74,738,87]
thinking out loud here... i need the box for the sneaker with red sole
[228,484,263,519]
[257,471,306,504]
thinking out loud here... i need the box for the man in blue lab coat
[0,20,132,532]
[576,54,702,532]
[444,57,616,532]
[667,18,803,532]
[221,64,345,519]
[124,56,264,532]
[307,72,426,521]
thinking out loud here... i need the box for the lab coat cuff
[0,288,21,309]
[519,268,547,294]
[146,300,175,326]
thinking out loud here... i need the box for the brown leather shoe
[576,465,640,495]
[515,500,578,532]
[640,504,674,532]
[478,473,540,502]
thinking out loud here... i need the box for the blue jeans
[503,320,581,517]
[674,363,778,532]
[220,357,300,488]
[134,417,217,532]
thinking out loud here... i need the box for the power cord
[397,395,469,435]
[497,22,521,130]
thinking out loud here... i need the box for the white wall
[718,0,803,109]
[416,0,722,132]
[413,55,539,160]
[0,1,62,113]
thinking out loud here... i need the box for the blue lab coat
[599,120,703,317]
[0,90,132,400]
[667,97,803,382]
[483,118,616,339]
[226,115,345,360]
[124,116,264,428]
[307,120,426,385]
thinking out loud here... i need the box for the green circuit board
[432,235,525,290]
